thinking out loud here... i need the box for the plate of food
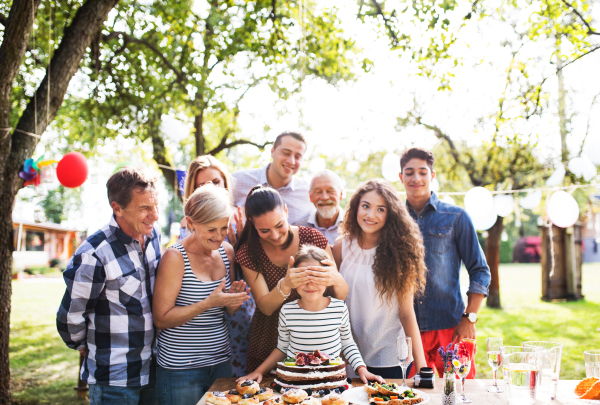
[342,382,429,405]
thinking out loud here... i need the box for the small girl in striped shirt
[238,245,384,384]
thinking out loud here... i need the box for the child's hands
[357,366,385,384]
[236,370,264,384]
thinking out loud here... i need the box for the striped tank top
[156,243,232,369]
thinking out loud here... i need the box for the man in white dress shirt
[296,170,344,245]
[232,132,312,225]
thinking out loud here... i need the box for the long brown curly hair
[341,179,427,305]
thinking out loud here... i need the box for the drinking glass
[455,341,473,403]
[487,337,504,393]
[396,336,413,389]
[500,346,543,405]
[585,350,600,378]
[523,341,563,401]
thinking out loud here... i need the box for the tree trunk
[194,112,204,157]
[486,216,503,309]
[0,0,119,401]
[556,43,568,164]
[149,113,180,200]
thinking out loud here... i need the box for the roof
[12,219,83,233]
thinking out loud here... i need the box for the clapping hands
[206,279,250,311]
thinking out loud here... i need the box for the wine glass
[454,342,473,403]
[397,336,413,389]
[487,338,504,393]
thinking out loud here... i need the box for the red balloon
[56,152,88,188]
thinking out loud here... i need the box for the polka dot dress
[235,226,328,374]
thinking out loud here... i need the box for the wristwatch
[462,312,478,323]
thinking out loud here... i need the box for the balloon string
[32,0,37,135]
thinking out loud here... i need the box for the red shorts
[420,328,476,379]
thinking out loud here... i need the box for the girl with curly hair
[332,179,427,379]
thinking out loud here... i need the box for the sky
[14,0,600,234]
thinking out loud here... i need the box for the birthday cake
[274,350,347,390]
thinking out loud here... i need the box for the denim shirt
[407,192,491,332]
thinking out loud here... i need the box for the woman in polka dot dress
[235,186,349,374]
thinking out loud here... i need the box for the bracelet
[277,278,291,300]
[356,365,366,373]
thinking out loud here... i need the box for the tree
[0,0,120,400]
[58,0,359,187]
[40,186,83,224]
[0,0,360,400]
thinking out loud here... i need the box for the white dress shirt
[232,165,312,225]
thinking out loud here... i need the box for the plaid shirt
[57,215,161,387]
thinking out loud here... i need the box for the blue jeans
[89,382,157,405]
[367,363,413,379]
[156,360,232,405]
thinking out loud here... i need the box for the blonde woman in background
[179,155,241,243]
[154,184,250,405]
[178,155,255,378]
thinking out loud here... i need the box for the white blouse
[339,237,406,368]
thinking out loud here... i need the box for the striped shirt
[156,243,231,369]
[277,298,366,372]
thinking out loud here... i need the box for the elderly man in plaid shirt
[57,167,161,404]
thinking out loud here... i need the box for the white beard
[316,202,338,220]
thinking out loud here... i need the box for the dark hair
[293,244,329,268]
[400,148,435,172]
[236,186,294,274]
[107,166,157,209]
[273,131,307,150]
[341,179,427,304]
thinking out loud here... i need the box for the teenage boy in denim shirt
[399,148,491,378]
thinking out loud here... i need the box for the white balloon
[583,135,600,165]
[441,195,456,205]
[568,155,597,181]
[464,187,494,218]
[569,156,585,177]
[548,190,580,228]
[308,157,327,174]
[546,162,565,186]
[470,206,498,231]
[494,194,514,217]
[519,190,542,210]
[431,178,440,193]
[381,153,401,183]
[581,154,597,182]
[346,160,360,174]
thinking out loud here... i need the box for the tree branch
[208,139,272,156]
[7,0,120,176]
[580,92,600,155]
[369,0,399,46]
[102,31,186,83]
[0,13,7,27]
[560,0,599,36]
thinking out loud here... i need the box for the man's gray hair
[309,169,342,192]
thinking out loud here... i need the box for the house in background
[12,219,84,271]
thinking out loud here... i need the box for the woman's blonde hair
[183,155,233,200]
[184,184,231,225]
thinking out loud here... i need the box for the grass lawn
[9,263,600,404]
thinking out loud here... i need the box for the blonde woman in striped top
[238,245,383,384]
[153,184,251,405]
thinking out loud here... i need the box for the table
[197,378,592,405]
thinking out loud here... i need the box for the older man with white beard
[296,170,344,245]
